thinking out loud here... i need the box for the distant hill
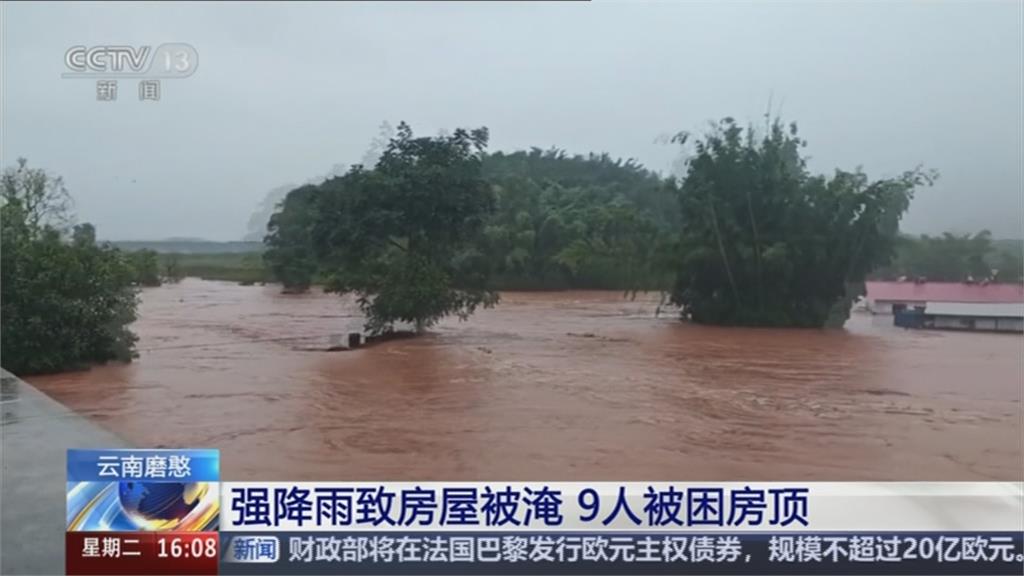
[111,240,264,254]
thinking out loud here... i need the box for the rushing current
[27,279,1023,481]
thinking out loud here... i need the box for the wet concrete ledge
[1,369,126,576]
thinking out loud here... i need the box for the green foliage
[670,118,935,327]
[309,122,498,333]
[257,116,959,330]
[1,157,73,232]
[156,252,266,283]
[262,144,681,294]
[479,149,678,291]
[876,231,1023,283]
[72,223,96,246]
[126,249,162,287]
[263,185,319,292]
[1,160,139,375]
[993,242,1024,283]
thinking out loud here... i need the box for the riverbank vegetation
[261,118,945,331]
[156,252,265,284]
[192,118,1021,331]
[3,116,1018,372]
[1,159,139,374]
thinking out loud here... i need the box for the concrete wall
[1,370,126,576]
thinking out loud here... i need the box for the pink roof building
[865,280,1024,313]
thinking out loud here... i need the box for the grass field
[159,252,269,284]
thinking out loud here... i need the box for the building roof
[924,301,1024,318]
[866,281,1024,304]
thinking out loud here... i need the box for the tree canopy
[264,184,319,293]
[479,149,678,292]
[292,122,498,333]
[670,118,935,327]
[260,117,955,331]
[2,159,140,374]
[874,231,1023,283]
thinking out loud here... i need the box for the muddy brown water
[26,279,1023,481]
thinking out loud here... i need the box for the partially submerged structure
[893,301,1024,333]
[865,281,1024,314]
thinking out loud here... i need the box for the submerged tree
[311,122,498,334]
[671,118,935,327]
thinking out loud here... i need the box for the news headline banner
[219,531,1023,575]
[222,482,1023,532]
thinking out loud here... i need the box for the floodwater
[27,279,1023,481]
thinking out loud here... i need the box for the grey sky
[3,1,1021,241]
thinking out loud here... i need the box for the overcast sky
[3,1,1021,240]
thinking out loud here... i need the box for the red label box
[66,531,218,575]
